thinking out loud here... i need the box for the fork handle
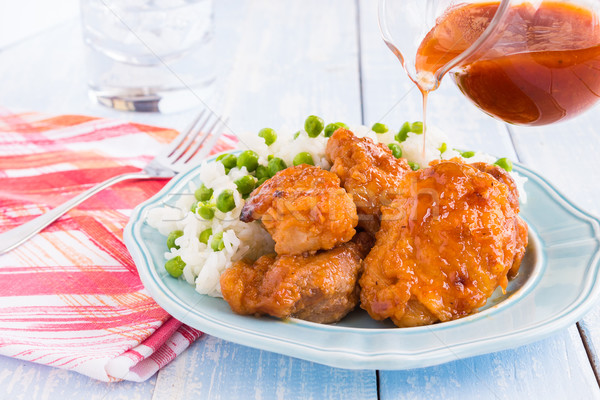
[0,171,153,255]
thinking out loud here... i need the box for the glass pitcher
[379,0,600,126]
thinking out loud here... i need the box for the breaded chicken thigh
[220,233,372,323]
[240,164,358,255]
[326,128,412,234]
[359,160,528,327]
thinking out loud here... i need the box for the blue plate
[124,157,600,370]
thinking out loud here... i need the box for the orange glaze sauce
[415,1,600,126]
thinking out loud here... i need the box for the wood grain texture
[152,335,377,400]
[0,1,78,49]
[0,355,156,400]
[0,0,377,398]
[0,0,599,397]
[149,2,379,398]
[508,110,600,381]
[215,0,363,137]
[358,0,600,397]
[379,327,599,400]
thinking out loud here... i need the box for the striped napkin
[0,110,237,382]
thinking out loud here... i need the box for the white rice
[146,122,526,298]
[146,159,274,297]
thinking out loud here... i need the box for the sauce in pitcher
[416,1,600,126]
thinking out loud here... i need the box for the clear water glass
[81,0,215,113]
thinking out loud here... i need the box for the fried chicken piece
[467,161,527,278]
[240,164,358,255]
[326,128,412,234]
[470,162,520,210]
[359,160,528,327]
[220,234,372,323]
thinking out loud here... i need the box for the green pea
[216,154,227,161]
[235,175,257,195]
[324,122,347,138]
[198,228,212,244]
[255,165,269,180]
[190,201,198,213]
[216,189,236,213]
[293,152,315,166]
[165,256,186,278]
[411,121,424,134]
[167,230,183,250]
[219,153,237,169]
[494,157,513,172]
[396,122,410,142]
[293,130,302,140]
[304,115,324,138]
[257,177,269,186]
[195,183,213,202]
[387,143,403,159]
[258,128,277,146]
[197,202,215,220]
[211,231,225,252]
[268,157,287,177]
[438,142,448,155]
[268,154,274,161]
[236,150,259,172]
[454,149,475,158]
[372,122,389,134]
[408,162,420,171]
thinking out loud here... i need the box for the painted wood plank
[379,326,599,400]
[0,0,376,397]
[151,1,378,398]
[0,0,79,49]
[215,0,363,136]
[508,109,600,379]
[153,336,377,400]
[0,355,156,400]
[358,0,600,397]
[507,110,600,217]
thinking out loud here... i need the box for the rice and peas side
[147,116,526,298]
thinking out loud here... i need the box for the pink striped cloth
[0,110,237,382]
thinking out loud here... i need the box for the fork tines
[168,109,228,167]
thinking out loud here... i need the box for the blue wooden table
[1,1,599,398]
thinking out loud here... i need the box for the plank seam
[577,321,600,387]
[376,370,381,400]
[506,123,600,390]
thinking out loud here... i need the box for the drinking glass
[81,0,215,113]
[379,0,600,126]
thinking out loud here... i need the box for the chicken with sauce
[326,128,412,234]
[240,164,358,255]
[220,233,372,323]
[470,161,528,278]
[359,160,528,327]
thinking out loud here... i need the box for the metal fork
[0,109,227,255]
